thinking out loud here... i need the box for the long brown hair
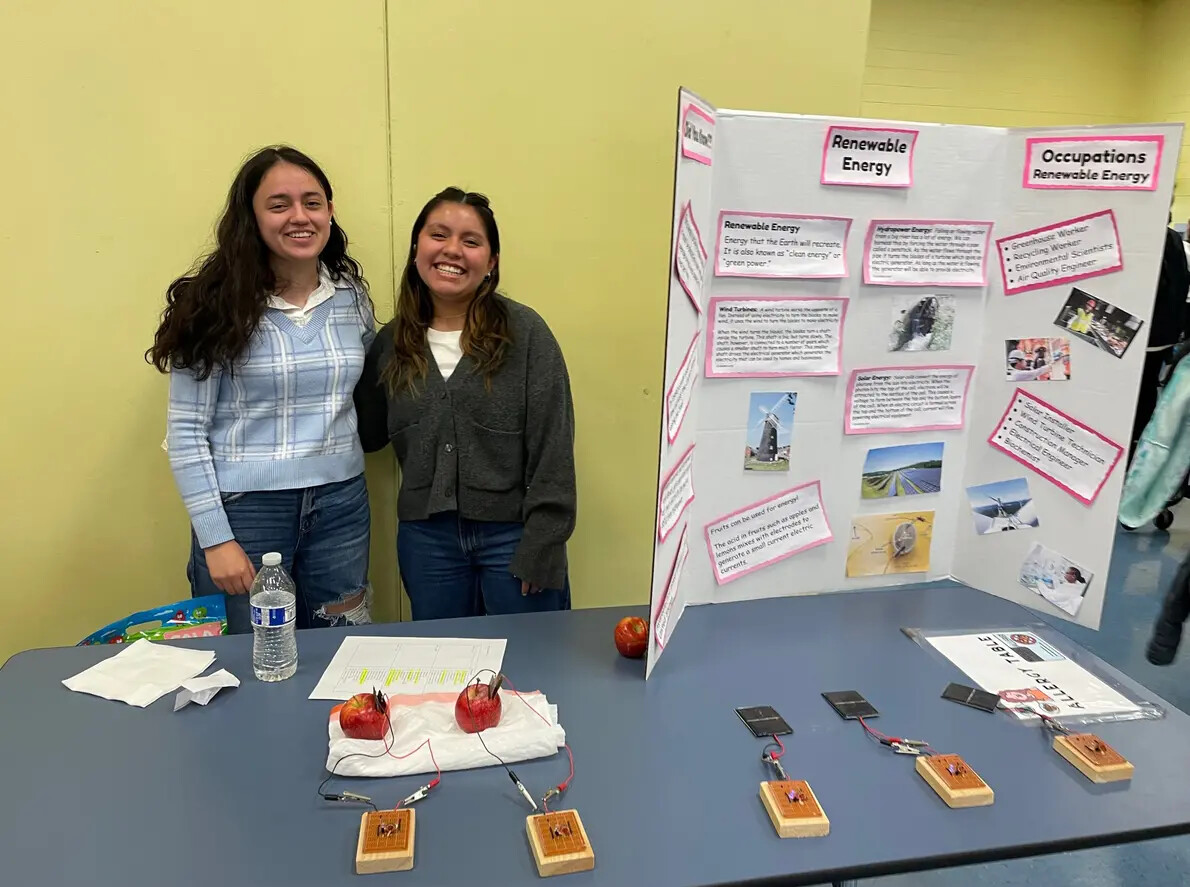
[381,187,511,394]
[146,146,368,379]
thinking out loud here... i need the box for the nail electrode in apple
[460,669,576,814]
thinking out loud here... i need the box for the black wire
[318,721,403,812]
[464,669,515,778]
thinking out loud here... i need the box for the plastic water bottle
[250,552,298,682]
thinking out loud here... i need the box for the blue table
[2,582,1189,886]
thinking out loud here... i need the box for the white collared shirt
[268,265,338,326]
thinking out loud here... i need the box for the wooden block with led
[915,754,994,808]
[1053,733,1133,783]
[525,810,594,877]
[355,809,414,874]
[759,780,830,838]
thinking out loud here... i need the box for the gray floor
[870,512,1190,885]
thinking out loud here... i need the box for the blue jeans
[397,512,571,620]
[188,474,372,635]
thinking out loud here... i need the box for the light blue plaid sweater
[166,280,376,548]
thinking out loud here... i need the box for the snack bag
[78,595,227,646]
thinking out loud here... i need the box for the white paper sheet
[705,296,846,377]
[174,668,240,711]
[925,631,1138,720]
[309,637,507,701]
[62,639,216,708]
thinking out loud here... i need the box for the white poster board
[645,88,1181,678]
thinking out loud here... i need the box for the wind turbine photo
[744,392,796,472]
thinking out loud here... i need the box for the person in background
[1130,210,1190,462]
[148,146,376,634]
[355,187,576,620]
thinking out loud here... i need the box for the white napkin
[326,691,566,777]
[173,668,240,711]
[62,639,216,708]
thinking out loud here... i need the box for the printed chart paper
[821,125,917,187]
[654,525,690,648]
[1024,135,1163,191]
[665,331,700,444]
[681,101,715,165]
[704,482,832,585]
[845,365,974,434]
[998,210,1123,296]
[658,445,696,542]
[863,220,993,287]
[715,211,850,278]
[309,637,508,701]
[706,296,846,378]
[674,201,707,312]
[925,631,1139,720]
[988,388,1123,504]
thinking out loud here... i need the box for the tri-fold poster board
[647,86,1183,678]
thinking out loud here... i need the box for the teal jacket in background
[1119,352,1190,528]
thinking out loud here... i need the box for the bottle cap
[262,552,282,567]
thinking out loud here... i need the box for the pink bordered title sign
[714,210,851,279]
[996,209,1122,296]
[821,125,918,188]
[674,200,707,313]
[988,388,1123,505]
[681,102,715,166]
[653,524,690,650]
[863,220,993,287]
[705,295,848,379]
[658,444,696,543]
[1024,135,1163,191]
[703,481,832,586]
[844,365,974,435]
[665,329,700,445]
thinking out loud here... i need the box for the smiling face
[252,161,333,269]
[414,202,496,306]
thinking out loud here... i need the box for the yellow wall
[0,0,396,661]
[0,0,872,660]
[386,0,873,614]
[1145,0,1190,221]
[864,0,1148,126]
[5,0,1188,661]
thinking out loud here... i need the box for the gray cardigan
[355,296,576,590]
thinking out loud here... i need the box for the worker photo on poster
[743,391,796,472]
[1053,287,1142,358]
[1018,542,1093,617]
[1004,337,1071,381]
[887,294,955,352]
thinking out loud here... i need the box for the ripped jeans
[187,474,372,635]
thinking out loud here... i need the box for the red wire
[858,716,897,744]
[771,734,786,760]
[503,676,575,811]
[379,723,443,806]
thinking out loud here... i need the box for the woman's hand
[205,540,257,594]
[521,580,541,596]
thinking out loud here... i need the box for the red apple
[614,616,648,658]
[339,688,390,741]
[455,680,502,733]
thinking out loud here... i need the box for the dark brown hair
[146,145,368,379]
[380,187,511,394]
